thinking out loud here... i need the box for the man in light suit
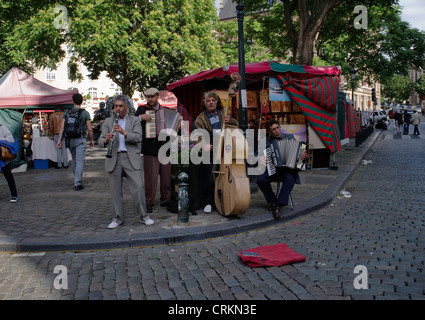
[98,95,154,229]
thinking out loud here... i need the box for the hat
[144,88,159,96]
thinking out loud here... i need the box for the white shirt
[117,114,127,152]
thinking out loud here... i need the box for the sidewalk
[0,129,381,253]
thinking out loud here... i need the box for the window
[45,68,56,80]
[88,87,97,99]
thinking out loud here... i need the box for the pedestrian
[194,91,238,213]
[257,120,308,220]
[98,95,154,229]
[57,93,94,190]
[134,88,172,214]
[49,106,68,169]
[403,109,411,135]
[412,109,420,135]
[388,109,395,130]
[394,109,402,134]
[0,124,18,203]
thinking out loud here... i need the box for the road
[0,123,424,304]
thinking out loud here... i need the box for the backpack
[64,108,83,138]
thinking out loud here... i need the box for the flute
[106,112,120,158]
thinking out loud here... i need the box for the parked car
[370,110,387,123]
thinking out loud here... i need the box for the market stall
[0,67,76,169]
[167,61,342,168]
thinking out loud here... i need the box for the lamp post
[236,0,258,193]
[236,0,248,131]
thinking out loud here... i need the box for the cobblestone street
[0,123,424,303]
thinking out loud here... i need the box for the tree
[0,0,55,75]
[4,0,225,96]
[381,74,412,102]
[242,0,397,66]
[215,19,274,65]
[317,4,425,85]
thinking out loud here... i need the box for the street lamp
[236,0,248,131]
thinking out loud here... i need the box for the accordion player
[257,120,308,220]
[265,138,307,176]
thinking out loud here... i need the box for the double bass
[213,73,250,216]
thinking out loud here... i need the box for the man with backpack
[57,93,94,190]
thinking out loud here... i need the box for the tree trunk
[294,34,315,65]
[291,0,345,65]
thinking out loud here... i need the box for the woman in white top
[0,124,18,202]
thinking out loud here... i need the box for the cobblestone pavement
[0,120,424,301]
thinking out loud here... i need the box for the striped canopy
[276,73,341,152]
[168,62,341,152]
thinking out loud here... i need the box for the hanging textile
[276,74,341,153]
[345,102,357,138]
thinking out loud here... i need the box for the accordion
[145,108,182,138]
[265,139,306,176]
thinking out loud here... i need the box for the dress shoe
[146,205,153,213]
[272,205,281,220]
[74,185,84,191]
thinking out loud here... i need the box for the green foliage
[215,19,274,65]
[382,74,412,102]
[1,0,225,96]
[0,0,56,74]
[317,4,425,86]
[242,0,402,68]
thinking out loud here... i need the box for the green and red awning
[168,61,341,152]
[275,73,341,152]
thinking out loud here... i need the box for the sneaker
[74,185,85,191]
[203,204,212,213]
[108,218,123,229]
[141,217,154,225]
[10,197,18,203]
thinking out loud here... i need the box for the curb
[1,131,381,253]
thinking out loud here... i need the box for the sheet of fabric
[239,242,306,268]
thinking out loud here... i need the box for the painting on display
[281,124,307,142]
[269,77,292,102]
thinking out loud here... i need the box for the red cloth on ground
[239,243,306,268]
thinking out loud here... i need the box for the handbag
[0,145,16,161]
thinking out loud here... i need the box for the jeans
[68,137,87,187]
[403,123,409,134]
[257,168,296,207]
[54,134,68,167]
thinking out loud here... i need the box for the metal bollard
[177,172,189,224]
